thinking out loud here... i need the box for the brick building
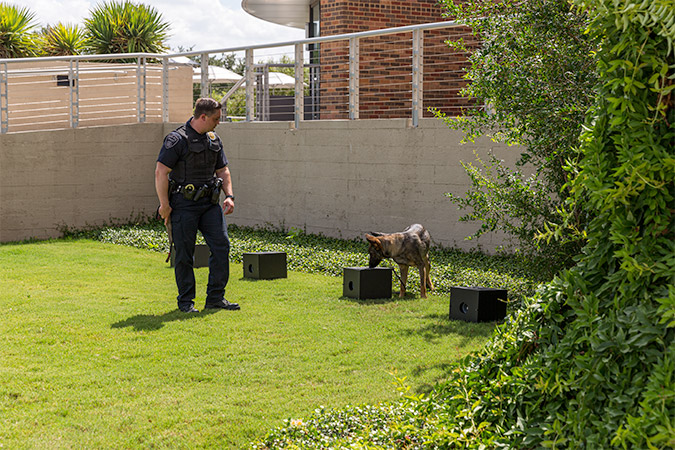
[242,0,476,119]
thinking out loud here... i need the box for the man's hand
[215,166,234,216]
[158,204,172,225]
[155,162,173,225]
[222,198,234,215]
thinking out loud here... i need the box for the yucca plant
[0,2,39,58]
[84,0,170,60]
[39,23,86,56]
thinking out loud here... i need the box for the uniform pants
[170,194,230,310]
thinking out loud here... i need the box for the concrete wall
[225,117,514,250]
[0,118,519,251]
[0,124,163,242]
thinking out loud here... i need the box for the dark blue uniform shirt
[157,118,227,171]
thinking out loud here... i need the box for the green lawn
[0,239,494,449]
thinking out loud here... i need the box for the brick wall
[318,0,477,119]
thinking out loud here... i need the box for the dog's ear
[370,231,384,237]
[365,234,382,249]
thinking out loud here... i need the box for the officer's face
[204,110,221,132]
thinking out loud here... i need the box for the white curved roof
[241,0,311,29]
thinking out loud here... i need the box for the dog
[365,224,434,298]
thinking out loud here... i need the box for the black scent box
[343,267,393,300]
[449,286,508,322]
[170,244,210,268]
[243,252,287,279]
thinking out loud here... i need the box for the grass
[0,238,497,449]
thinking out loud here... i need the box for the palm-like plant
[84,1,170,59]
[0,2,39,58]
[39,23,86,56]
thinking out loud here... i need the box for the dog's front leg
[398,264,408,297]
[419,264,428,298]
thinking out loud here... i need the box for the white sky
[18,0,305,56]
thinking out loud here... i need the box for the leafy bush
[0,2,39,58]
[84,0,169,58]
[38,23,87,56]
[437,0,599,266]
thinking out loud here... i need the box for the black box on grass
[449,286,507,322]
[170,244,210,268]
[343,267,392,300]
[243,252,287,279]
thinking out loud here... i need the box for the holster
[210,178,223,204]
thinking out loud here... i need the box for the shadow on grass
[111,308,218,331]
[402,312,496,342]
[340,292,420,305]
[340,296,411,305]
[402,315,497,394]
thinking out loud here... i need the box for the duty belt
[171,178,223,203]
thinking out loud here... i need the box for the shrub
[84,0,170,58]
[436,0,599,267]
[38,23,87,56]
[0,2,39,58]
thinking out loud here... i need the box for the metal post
[294,43,304,129]
[69,59,79,128]
[245,49,254,122]
[1,62,8,133]
[137,57,146,123]
[162,57,169,122]
[255,70,261,121]
[349,37,359,120]
[412,29,424,127]
[200,52,209,98]
[263,64,269,121]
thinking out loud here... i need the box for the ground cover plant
[0,227,546,449]
[81,220,553,305]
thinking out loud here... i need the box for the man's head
[191,98,222,133]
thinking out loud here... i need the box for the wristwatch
[225,195,235,201]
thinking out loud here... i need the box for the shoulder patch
[164,132,181,149]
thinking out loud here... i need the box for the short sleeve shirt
[157,118,227,170]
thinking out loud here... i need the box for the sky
[19,0,305,57]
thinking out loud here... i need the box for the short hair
[194,98,222,118]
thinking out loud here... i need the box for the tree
[0,2,39,58]
[437,0,599,267]
[39,23,87,56]
[84,0,170,58]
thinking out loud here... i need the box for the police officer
[155,98,239,313]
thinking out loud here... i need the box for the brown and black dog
[365,224,434,298]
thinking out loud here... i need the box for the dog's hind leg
[425,259,434,291]
[398,264,409,297]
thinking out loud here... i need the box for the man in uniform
[155,98,240,313]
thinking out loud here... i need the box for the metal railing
[0,20,476,134]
